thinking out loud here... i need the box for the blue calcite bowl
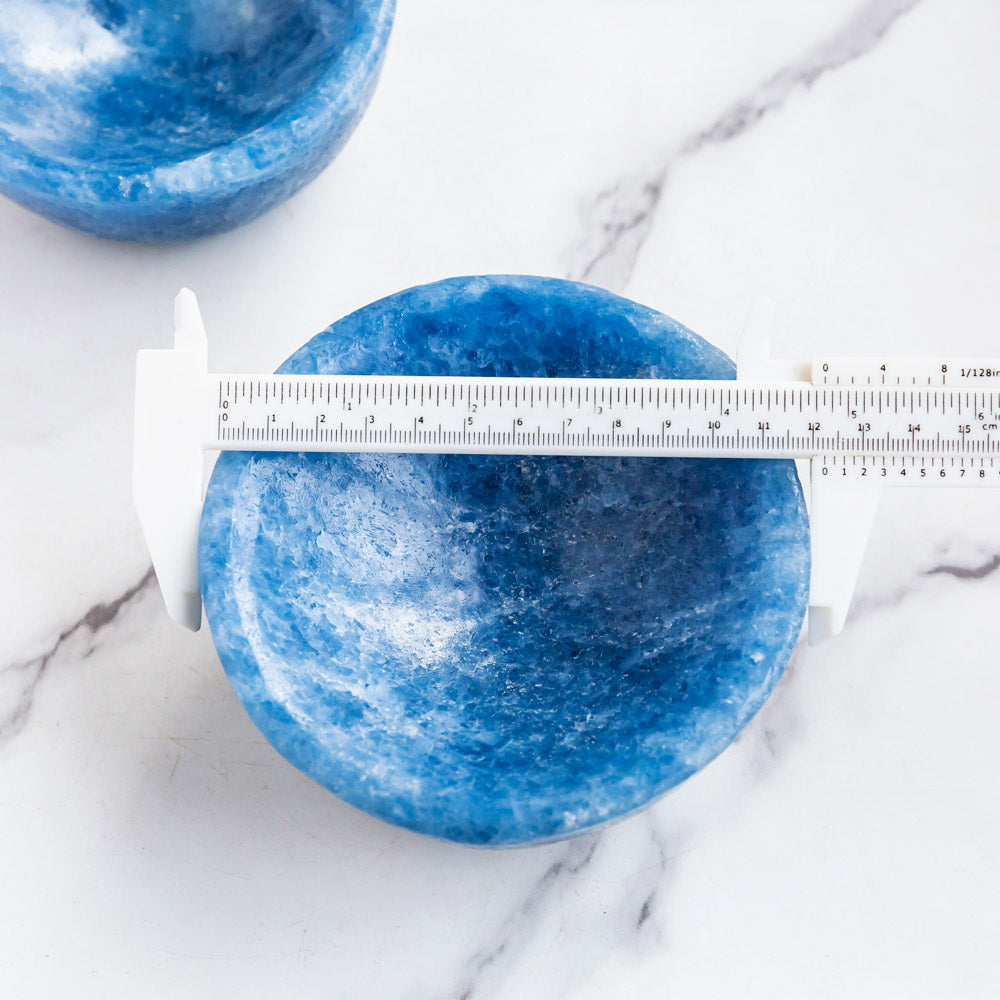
[200,276,810,846]
[0,0,394,241]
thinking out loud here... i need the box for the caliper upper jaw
[132,289,208,631]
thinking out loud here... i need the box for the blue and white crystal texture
[199,277,811,846]
[0,0,394,241]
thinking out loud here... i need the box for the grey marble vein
[571,175,664,293]
[568,0,924,291]
[0,565,155,746]
[447,818,674,999]
[841,546,1000,626]
[633,824,671,938]
[451,834,601,1000]
[846,580,923,623]
[636,894,653,929]
[926,553,1000,581]
[734,643,808,780]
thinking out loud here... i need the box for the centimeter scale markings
[208,369,1000,485]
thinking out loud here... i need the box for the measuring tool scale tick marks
[133,291,1000,642]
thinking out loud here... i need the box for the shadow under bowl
[0,0,394,241]
[199,276,811,847]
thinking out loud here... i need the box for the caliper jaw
[133,289,208,631]
[737,297,879,644]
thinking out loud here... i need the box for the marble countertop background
[2,1,999,997]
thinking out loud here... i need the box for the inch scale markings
[133,291,1000,636]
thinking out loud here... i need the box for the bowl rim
[0,0,395,208]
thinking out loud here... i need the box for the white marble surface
[2,1,999,996]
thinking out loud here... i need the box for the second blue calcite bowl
[200,277,810,846]
[0,0,394,241]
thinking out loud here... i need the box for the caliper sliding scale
[134,290,1000,643]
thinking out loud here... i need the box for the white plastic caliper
[134,290,1000,640]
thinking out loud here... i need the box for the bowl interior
[0,0,360,166]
